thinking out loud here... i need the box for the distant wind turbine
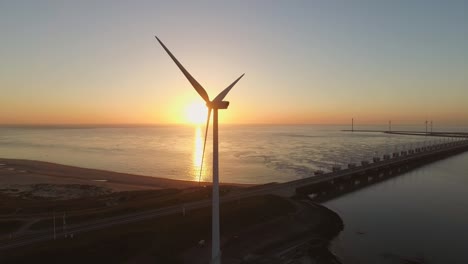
[155,36,244,264]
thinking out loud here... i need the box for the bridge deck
[233,139,468,197]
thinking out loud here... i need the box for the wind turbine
[155,36,244,264]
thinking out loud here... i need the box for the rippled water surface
[0,125,463,183]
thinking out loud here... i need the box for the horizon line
[1,122,467,128]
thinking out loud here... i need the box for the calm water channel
[325,151,468,264]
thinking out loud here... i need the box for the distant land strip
[342,130,468,137]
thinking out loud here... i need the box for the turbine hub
[208,101,229,109]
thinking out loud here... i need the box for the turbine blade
[213,73,245,102]
[155,36,210,103]
[198,107,212,183]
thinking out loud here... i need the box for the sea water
[0,124,453,183]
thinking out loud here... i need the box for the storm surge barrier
[255,137,468,198]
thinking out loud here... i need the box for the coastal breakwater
[219,137,468,200]
[289,138,468,199]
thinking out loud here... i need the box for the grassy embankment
[0,185,242,233]
[1,194,294,264]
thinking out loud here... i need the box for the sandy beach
[0,158,235,199]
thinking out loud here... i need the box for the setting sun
[185,102,207,124]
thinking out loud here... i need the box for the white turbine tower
[156,36,244,264]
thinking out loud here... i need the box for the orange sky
[1,2,468,126]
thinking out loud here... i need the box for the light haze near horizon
[1,1,467,125]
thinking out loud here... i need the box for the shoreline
[0,158,345,263]
[0,158,250,198]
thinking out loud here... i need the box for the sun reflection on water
[193,126,208,182]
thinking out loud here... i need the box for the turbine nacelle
[208,101,230,109]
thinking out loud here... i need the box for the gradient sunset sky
[1,1,467,125]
